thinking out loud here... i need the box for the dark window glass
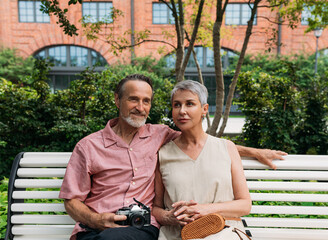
[34,45,108,92]
[206,48,214,67]
[187,47,203,68]
[18,0,50,23]
[165,46,237,70]
[49,46,67,67]
[70,46,88,67]
[82,2,113,23]
[225,4,256,25]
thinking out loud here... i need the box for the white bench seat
[5,152,328,240]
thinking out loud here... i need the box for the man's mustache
[130,109,147,116]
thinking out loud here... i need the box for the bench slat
[19,159,69,168]
[250,192,328,202]
[17,168,66,178]
[242,155,328,170]
[14,179,63,188]
[13,191,60,199]
[243,217,328,228]
[11,225,74,235]
[247,181,328,191]
[23,152,72,158]
[251,205,328,215]
[12,215,75,224]
[11,203,65,212]
[245,170,328,181]
[14,236,71,240]
[245,228,328,240]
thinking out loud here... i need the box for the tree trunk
[179,0,205,82]
[207,0,227,136]
[169,0,184,82]
[192,47,211,129]
[217,0,261,137]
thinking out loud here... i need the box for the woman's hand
[172,200,205,224]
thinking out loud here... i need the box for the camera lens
[130,214,145,229]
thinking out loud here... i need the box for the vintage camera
[115,198,151,229]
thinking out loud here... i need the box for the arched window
[34,45,108,92]
[165,47,239,113]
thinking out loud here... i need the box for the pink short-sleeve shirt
[59,118,179,239]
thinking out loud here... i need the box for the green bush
[295,77,328,154]
[0,178,8,239]
[0,47,34,84]
[236,71,301,153]
[235,54,328,153]
[0,57,174,179]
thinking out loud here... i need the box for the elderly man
[59,74,286,240]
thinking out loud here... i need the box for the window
[152,3,175,24]
[34,45,108,92]
[18,0,50,23]
[183,46,238,69]
[82,2,113,23]
[225,3,256,25]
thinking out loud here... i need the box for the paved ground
[202,117,245,135]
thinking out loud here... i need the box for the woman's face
[172,89,208,131]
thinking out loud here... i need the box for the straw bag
[181,213,251,240]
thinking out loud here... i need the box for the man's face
[115,80,152,128]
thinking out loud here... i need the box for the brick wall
[1,0,327,63]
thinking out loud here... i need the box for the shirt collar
[102,118,151,148]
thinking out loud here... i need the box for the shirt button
[126,200,130,204]
[134,168,138,171]
[129,148,133,151]
[132,181,136,185]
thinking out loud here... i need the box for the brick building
[0,0,327,110]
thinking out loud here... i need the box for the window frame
[34,45,108,92]
[82,1,113,23]
[225,3,257,26]
[18,0,50,23]
[152,2,175,25]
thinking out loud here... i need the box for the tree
[0,47,34,84]
[41,0,328,136]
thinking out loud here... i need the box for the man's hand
[236,145,287,170]
[93,212,127,231]
[64,199,127,231]
[255,149,287,170]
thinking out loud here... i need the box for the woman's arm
[174,140,251,220]
[152,164,195,226]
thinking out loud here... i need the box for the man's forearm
[64,199,99,229]
[236,145,258,158]
[236,145,287,169]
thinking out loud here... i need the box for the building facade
[0,0,327,110]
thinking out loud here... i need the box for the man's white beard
[122,115,146,128]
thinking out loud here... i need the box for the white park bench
[5,152,328,240]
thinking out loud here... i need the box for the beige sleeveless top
[158,135,245,240]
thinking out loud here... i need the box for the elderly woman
[153,80,252,240]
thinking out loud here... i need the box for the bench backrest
[242,155,328,239]
[5,152,328,240]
